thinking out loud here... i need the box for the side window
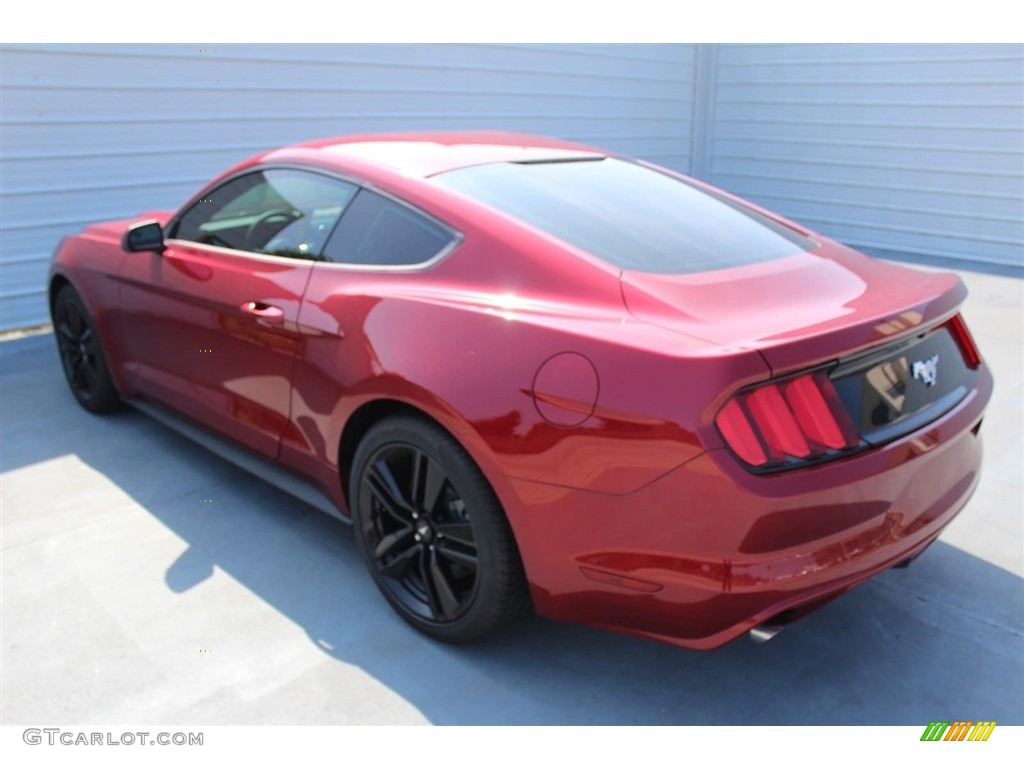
[172,170,358,259]
[322,189,454,266]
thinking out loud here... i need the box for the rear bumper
[504,366,991,649]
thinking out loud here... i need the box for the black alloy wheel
[351,416,530,642]
[53,285,120,413]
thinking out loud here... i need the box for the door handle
[240,301,284,326]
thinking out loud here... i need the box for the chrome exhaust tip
[749,624,783,643]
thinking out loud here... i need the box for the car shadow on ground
[3,334,1022,725]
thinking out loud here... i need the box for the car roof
[265,131,606,179]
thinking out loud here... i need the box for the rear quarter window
[322,189,455,267]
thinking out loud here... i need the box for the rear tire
[53,284,121,414]
[350,415,530,643]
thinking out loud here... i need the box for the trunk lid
[620,241,967,375]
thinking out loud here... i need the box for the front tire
[350,415,530,643]
[53,284,120,414]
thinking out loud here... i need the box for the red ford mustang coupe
[48,132,991,649]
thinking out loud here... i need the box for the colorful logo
[920,721,996,741]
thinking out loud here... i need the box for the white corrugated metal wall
[1,43,1022,332]
[706,44,1024,268]
[0,43,697,330]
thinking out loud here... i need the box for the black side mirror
[122,219,165,253]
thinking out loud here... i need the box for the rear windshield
[432,157,814,274]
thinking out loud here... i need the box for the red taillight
[946,314,981,369]
[716,399,767,466]
[746,385,811,459]
[715,371,859,470]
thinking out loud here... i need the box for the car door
[280,188,462,493]
[116,168,358,458]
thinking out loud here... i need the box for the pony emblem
[912,354,939,388]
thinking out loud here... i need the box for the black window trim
[164,163,464,272]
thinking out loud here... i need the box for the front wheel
[350,416,530,643]
[52,284,121,414]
